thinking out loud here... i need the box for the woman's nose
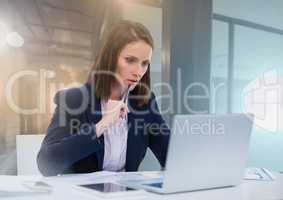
[132,72,141,80]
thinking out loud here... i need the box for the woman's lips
[127,79,138,84]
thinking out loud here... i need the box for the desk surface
[1,171,283,200]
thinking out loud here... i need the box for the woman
[37,20,171,176]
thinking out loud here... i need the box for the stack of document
[44,171,118,185]
[43,171,162,186]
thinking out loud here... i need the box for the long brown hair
[88,20,154,106]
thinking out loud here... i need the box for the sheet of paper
[115,171,163,182]
[245,167,275,181]
[0,175,49,197]
[0,176,41,192]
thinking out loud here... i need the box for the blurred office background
[0,0,282,175]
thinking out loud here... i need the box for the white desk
[1,171,283,200]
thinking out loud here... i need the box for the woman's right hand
[95,100,129,137]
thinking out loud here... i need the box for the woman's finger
[122,103,130,113]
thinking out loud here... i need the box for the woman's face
[116,40,152,92]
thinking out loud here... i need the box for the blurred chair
[16,134,44,175]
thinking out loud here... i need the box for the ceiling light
[6,32,25,48]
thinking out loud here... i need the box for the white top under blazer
[101,100,128,172]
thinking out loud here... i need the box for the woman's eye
[125,57,135,63]
[142,62,150,68]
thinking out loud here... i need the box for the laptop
[119,114,254,194]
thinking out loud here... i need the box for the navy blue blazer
[37,83,170,176]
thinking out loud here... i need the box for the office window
[212,0,283,171]
[211,20,229,114]
[233,25,283,171]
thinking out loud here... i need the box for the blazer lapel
[85,83,104,170]
[125,97,141,171]
[125,111,134,171]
